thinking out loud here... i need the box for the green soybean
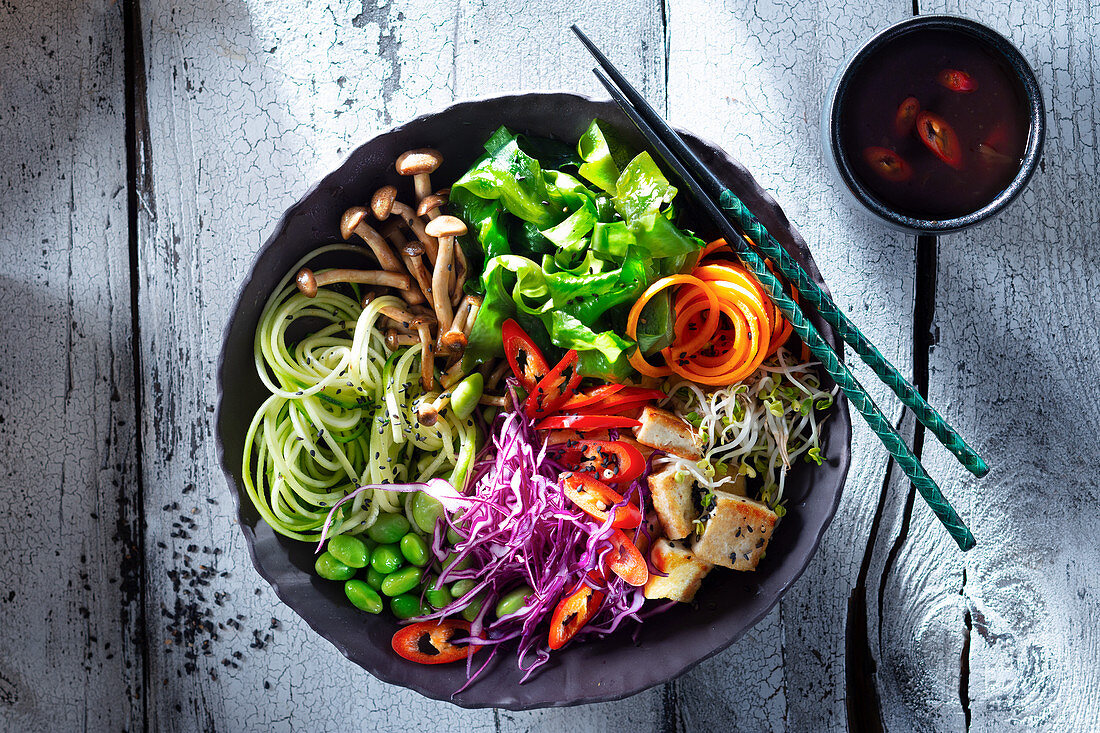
[381,566,423,597]
[450,579,476,598]
[344,580,383,614]
[425,579,452,609]
[461,591,487,623]
[367,513,411,544]
[399,533,430,567]
[314,552,356,581]
[409,491,445,534]
[495,585,533,618]
[450,373,484,419]
[391,594,430,620]
[370,543,403,575]
[327,534,369,569]
[446,526,465,546]
[443,551,472,574]
[365,565,386,591]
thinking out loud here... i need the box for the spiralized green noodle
[242,247,477,542]
[661,347,837,517]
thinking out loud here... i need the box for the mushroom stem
[440,359,467,390]
[296,267,410,297]
[485,359,510,391]
[392,201,438,264]
[341,207,423,306]
[430,236,455,334]
[411,318,435,392]
[385,329,420,350]
[381,223,433,304]
[377,303,426,332]
[478,394,508,407]
[461,295,482,339]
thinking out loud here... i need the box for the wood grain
[0,0,143,731]
[666,2,916,729]
[897,2,1100,731]
[133,0,667,729]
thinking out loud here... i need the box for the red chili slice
[893,96,920,137]
[391,620,481,665]
[502,319,549,393]
[548,580,605,650]
[576,388,665,415]
[536,414,641,432]
[549,439,645,485]
[915,111,964,169]
[603,530,649,586]
[559,384,625,412]
[862,146,913,182]
[937,68,977,92]
[524,349,581,418]
[561,472,642,529]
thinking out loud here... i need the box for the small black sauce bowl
[822,15,1045,234]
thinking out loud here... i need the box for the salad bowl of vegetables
[216,92,851,709]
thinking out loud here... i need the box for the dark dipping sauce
[838,27,1030,220]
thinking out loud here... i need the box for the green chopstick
[587,62,976,551]
[571,26,987,481]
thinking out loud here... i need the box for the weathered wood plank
[904,2,1100,731]
[666,2,915,729]
[135,0,666,728]
[0,0,142,731]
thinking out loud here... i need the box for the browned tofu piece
[648,467,695,540]
[691,491,778,571]
[633,406,702,460]
[644,538,712,603]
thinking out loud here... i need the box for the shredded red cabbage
[411,386,668,689]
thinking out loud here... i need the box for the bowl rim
[823,14,1046,234]
[214,90,853,708]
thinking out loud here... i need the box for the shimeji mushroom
[423,215,467,337]
[376,302,426,333]
[371,185,438,264]
[484,359,510,391]
[340,206,423,305]
[380,221,433,304]
[295,267,410,298]
[439,294,482,356]
[410,317,436,392]
[395,148,443,207]
[385,328,420,350]
[415,190,448,219]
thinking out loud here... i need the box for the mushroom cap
[416,192,448,218]
[416,404,439,426]
[295,268,319,298]
[340,207,368,240]
[384,329,402,351]
[395,148,443,176]
[371,186,397,220]
[440,331,468,354]
[409,315,435,331]
[424,215,468,238]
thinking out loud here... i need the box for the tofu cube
[633,406,702,460]
[691,491,778,571]
[648,468,696,540]
[644,538,712,603]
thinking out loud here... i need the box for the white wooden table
[2,1,1097,730]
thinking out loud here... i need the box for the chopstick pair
[572,25,980,551]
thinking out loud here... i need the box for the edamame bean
[461,592,486,623]
[450,373,484,419]
[450,579,476,598]
[314,552,356,581]
[391,593,430,620]
[370,543,403,575]
[446,526,465,546]
[367,513,411,544]
[495,585,533,618]
[442,551,471,575]
[409,491,444,534]
[399,533,430,567]
[365,565,386,591]
[481,406,499,425]
[425,578,452,609]
[381,566,423,597]
[344,579,383,614]
[327,534,369,569]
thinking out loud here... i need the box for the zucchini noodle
[660,346,837,515]
[242,248,478,542]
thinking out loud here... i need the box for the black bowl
[216,92,852,709]
[822,15,1045,234]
